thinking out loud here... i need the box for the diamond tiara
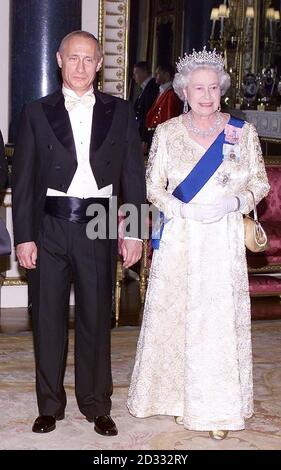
[176,46,225,73]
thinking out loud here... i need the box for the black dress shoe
[87,415,118,436]
[32,412,65,433]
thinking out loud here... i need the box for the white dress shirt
[47,87,141,242]
[47,86,112,199]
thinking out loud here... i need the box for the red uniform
[146,87,183,130]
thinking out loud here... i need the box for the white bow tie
[64,93,96,112]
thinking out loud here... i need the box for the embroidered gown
[127,115,270,431]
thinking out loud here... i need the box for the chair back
[258,165,281,223]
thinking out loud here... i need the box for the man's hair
[157,63,175,79]
[134,61,150,74]
[58,30,103,59]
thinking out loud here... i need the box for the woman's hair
[173,63,231,101]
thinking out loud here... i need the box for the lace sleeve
[239,123,270,214]
[146,125,182,218]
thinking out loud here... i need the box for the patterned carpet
[0,321,281,450]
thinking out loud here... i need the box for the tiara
[176,46,225,73]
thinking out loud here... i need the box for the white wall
[0,0,10,143]
[82,0,99,37]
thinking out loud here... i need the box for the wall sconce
[218,4,227,16]
[211,2,256,41]
[218,2,228,36]
[274,11,280,22]
[210,8,219,38]
[209,1,258,108]
[210,1,230,38]
[246,6,254,18]
[266,8,275,20]
[266,7,280,39]
[245,6,254,34]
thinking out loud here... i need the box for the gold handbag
[243,190,268,253]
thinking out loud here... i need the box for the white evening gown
[127,115,270,431]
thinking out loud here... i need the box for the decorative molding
[248,265,281,274]
[2,277,27,286]
[263,156,281,165]
[98,0,130,99]
[149,0,184,73]
[243,110,281,139]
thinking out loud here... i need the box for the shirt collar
[159,81,172,95]
[141,76,153,90]
[62,85,94,99]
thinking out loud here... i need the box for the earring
[183,99,189,114]
[218,105,221,112]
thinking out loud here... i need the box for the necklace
[186,111,222,137]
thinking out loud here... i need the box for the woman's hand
[201,196,239,223]
[179,196,239,223]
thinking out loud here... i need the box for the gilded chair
[114,227,152,326]
[114,256,123,327]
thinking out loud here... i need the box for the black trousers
[28,214,113,418]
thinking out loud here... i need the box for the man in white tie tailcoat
[12,31,146,436]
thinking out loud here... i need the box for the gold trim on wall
[2,277,27,286]
[252,0,260,73]
[149,0,184,73]
[248,265,281,274]
[98,0,130,99]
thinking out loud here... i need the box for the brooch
[224,124,242,144]
[215,171,231,187]
[222,143,240,163]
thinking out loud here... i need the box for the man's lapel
[90,91,116,156]
[42,89,116,163]
[42,90,76,159]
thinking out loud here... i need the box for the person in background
[133,61,159,156]
[145,63,183,149]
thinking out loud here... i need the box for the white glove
[176,196,242,223]
[199,196,239,223]
[168,199,207,221]
[180,202,218,222]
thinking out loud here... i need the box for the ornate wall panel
[149,0,184,72]
[98,0,129,99]
[244,110,281,139]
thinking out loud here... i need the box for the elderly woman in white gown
[127,48,270,439]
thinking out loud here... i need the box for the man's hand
[16,241,37,269]
[121,239,143,268]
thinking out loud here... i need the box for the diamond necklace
[186,111,222,137]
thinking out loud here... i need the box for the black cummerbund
[44,196,110,224]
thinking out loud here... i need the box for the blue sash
[151,116,244,249]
